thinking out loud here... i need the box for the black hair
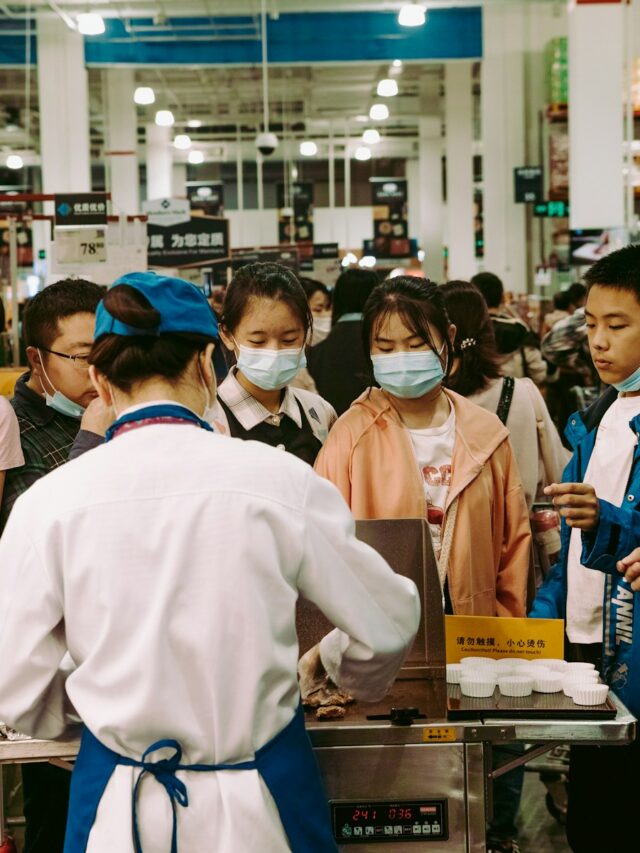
[471,271,504,310]
[553,291,572,312]
[89,285,215,393]
[23,278,103,349]
[583,245,640,301]
[299,277,330,304]
[222,262,312,335]
[361,276,452,375]
[332,268,380,325]
[440,280,502,396]
[567,281,587,306]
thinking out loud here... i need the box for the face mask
[372,347,445,400]
[38,351,86,419]
[614,364,640,393]
[313,316,332,335]
[235,343,307,391]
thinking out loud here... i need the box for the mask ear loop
[37,349,57,397]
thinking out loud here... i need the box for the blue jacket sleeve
[581,498,640,575]
[68,430,104,461]
[529,559,566,619]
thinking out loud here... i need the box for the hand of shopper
[617,548,640,591]
[80,397,115,437]
[544,482,600,531]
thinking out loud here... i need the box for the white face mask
[38,351,86,419]
[234,341,307,391]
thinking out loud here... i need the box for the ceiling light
[134,87,155,106]
[377,78,399,98]
[77,13,105,36]
[392,59,403,69]
[369,103,389,121]
[188,150,204,165]
[155,110,175,127]
[362,129,381,145]
[299,140,318,157]
[174,134,192,150]
[355,146,372,162]
[341,252,358,267]
[187,119,203,129]
[359,255,377,268]
[197,186,213,198]
[6,154,23,170]
[398,3,426,27]
[354,115,369,123]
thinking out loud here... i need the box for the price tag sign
[54,228,107,265]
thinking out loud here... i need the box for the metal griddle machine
[297,519,636,852]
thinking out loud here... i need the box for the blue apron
[64,404,337,852]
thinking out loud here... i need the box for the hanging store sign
[188,183,225,217]
[514,167,544,204]
[445,615,564,663]
[147,216,230,268]
[278,183,314,244]
[371,178,410,258]
[534,200,570,218]
[54,193,108,227]
[54,227,107,265]
[231,246,299,272]
[142,197,191,228]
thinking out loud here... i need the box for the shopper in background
[300,276,332,345]
[213,262,336,465]
[0,272,420,852]
[307,268,379,415]
[442,280,568,512]
[315,276,531,618]
[542,291,572,337]
[0,397,24,504]
[530,245,640,853]
[0,278,103,853]
[472,271,547,386]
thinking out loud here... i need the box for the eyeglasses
[39,347,91,371]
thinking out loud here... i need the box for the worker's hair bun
[103,284,161,331]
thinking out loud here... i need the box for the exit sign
[534,200,569,218]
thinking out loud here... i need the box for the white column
[569,2,625,229]
[445,62,476,280]
[36,17,90,194]
[481,4,527,292]
[418,116,445,282]
[105,69,140,215]
[145,124,173,200]
[172,163,187,198]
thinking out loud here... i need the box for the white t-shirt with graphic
[408,408,456,557]
[567,394,640,644]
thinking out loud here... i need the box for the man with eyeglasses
[0,276,103,853]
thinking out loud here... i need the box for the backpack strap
[496,376,515,425]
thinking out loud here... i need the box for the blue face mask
[614,364,640,393]
[236,343,307,392]
[38,351,86,419]
[372,348,445,400]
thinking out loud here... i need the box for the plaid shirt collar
[217,368,302,430]
[13,372,57,427]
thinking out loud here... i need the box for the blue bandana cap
[95,271,219,342]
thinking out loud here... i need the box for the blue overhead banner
[0,9,482,66]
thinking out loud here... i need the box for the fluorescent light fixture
[188,150,204,165]
[77,13,105,36]
[6,154,23,170]
[354,115,369,123]
[369,103,389,121]
[299,140,318,157]
[398,3,426,27]
[134,87,155,106]
[155,110,175,127]
[341,252,358,267]
[359,255,377,269]
[174,134,192,150]
[377,78,399,98]
[197,186,213,198]
[417,249,425,262]
[392,59,403,69]
[355,146,372,161]
[362,129,381,145]
[187,119,203,129]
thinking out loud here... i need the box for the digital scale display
[332,800,448,843]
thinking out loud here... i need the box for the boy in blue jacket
[530,244,640,853]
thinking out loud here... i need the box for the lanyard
[105,404,214,443]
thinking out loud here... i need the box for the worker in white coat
[0,271,420,853]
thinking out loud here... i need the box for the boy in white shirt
[531,244,640,853]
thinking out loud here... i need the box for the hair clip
[460,338,477,350]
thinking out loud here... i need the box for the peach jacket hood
[315,388,531,617]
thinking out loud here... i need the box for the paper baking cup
[563,675,599,698]
[573,684,609,706]
[446,664,463,684]
[533,673,564,693]
[540,659,569,673]
[566,662,596,674]
[496,659,520,675]
[460,656,497,667]
[460,677,497,698]
[498,675,533,697]
[526,665,552,681]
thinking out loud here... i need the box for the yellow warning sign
[445,615,564,664]
[422,726,457,743]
